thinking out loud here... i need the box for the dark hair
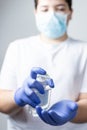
[34,0,72,10]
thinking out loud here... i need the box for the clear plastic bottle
[29,74,52,116]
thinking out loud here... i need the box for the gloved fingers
[28,91,41,105]
[46,78,54,88]
[48,110,66,125]
[23,95,38,108]
[30,67,46,79]
[36,106,48,123]
[36,106,57,125]
[41,110,57,125]
[24,86,41,104]
[29,80,45,94]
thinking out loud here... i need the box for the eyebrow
[55,4,66,7]
[40,5,48,8]
[39,4,66,8]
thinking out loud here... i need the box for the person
[0,0,87,130]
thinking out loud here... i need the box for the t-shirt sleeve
[0,41,18,90]
[80,46,87,93]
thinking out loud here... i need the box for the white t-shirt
[0,35,87,130]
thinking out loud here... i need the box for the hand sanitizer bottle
[29,74,52,116]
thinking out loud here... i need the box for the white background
[0,0,87,129]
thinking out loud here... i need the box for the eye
[59,8,65,11]
[41,9,48,12]
[55,6,66,12]
[39,7,48,12]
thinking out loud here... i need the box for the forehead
[38,0,68,6]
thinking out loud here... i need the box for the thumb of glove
[67,101,78,111]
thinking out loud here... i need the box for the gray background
[0,0,87,130]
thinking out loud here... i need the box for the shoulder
[66,38,87,67]
[68,37,87,54]
[8,35,39,49]
[69,37,87,46]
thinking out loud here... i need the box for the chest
[16,46,83,102]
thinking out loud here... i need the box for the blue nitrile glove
[14,67,54,108]
[36,100,78,126]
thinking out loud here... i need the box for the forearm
[71,99,87,123]
[0,89,21,115]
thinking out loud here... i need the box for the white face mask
[35,12,68,39]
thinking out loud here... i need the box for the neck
[40,33,68,44]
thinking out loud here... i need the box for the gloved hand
[14,67,54,108]
[36,100,78,126]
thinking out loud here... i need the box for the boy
[0,0,87,130]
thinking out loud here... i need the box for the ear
[34,9,37,14]
[69,9,73,20]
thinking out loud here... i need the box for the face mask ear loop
[65,12,71,24]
